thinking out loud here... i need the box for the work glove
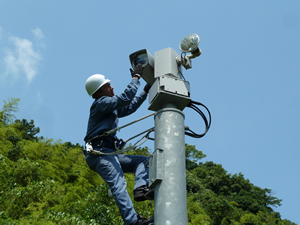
[130,63,143,79]
[143,84,151,94]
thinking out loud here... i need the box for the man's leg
[118,154,149,190]
[85,151,138,225]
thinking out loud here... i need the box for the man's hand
[130,64,143,79]
[143,84,151,94]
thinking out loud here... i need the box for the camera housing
[129,49,155,85]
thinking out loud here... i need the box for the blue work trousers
[85,148,149,225]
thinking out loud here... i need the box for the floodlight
[178,33,202,70]
[179,33,200,53]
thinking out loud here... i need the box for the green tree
[7,133,24,161]
[185,144,206,170]
[13,119,40,141]
[186,161,289,225]
[126,144,152,157]
[0,98,20,126]
[0,98,297,225]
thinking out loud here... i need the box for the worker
[84,64,153,225]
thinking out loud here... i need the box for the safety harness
[84,113,155,156]
[84,99,211,156]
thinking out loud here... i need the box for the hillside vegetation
[0,98,297,225]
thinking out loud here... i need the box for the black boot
[133,185,154,202]
[131,214,154,225]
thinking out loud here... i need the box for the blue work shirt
[84,78,147,143]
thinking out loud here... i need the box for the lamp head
[179,33,200,53]
[178,33,202,70]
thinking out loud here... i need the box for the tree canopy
[0,98,297,225]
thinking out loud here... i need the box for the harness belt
[91,139,116,150]
[83,137,126,156]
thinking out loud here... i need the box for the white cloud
[4,49,20,75]
[32,28,44,40]
[37,91,43,105]
[2,30,43,83]
[32,28,45,47]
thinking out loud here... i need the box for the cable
[87,112,155,143]
[175,53,187,81]
[185,100,211,138]
[86,99,211,156]
[88,128,155,156]
[103,112,155,136]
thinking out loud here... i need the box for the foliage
[13,119,40,141]
[125,143,152,157]
[0,98,297,225]
[185,143,206,170]
[0,98,20,126]
[186,161,296,225]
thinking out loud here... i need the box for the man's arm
[92,78,141,114]
[117,91,147,117]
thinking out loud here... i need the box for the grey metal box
[149,148,164,188]
[154,47,183,80]
[148,76,191,111]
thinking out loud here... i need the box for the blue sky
[1,0,299,223]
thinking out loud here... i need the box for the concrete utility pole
[129,34,201,225]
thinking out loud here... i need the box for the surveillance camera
[129,49,155,85]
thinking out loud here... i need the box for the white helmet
[85,74,111,96]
